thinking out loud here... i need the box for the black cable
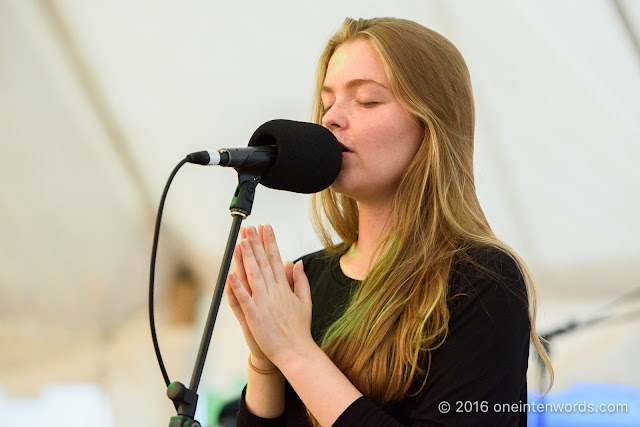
[149,157,188,387]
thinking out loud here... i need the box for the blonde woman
[225,17,552,426]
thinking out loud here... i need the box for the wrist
[249,354,278,372]
[272,338,321,377]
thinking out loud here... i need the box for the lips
[338,142,352,153]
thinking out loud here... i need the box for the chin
[329,173,378,201]
[329,183,363,201]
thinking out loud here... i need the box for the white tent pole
[612,0,640,66]
[39,0,155,216]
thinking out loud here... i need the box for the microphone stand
[167,171,261,426]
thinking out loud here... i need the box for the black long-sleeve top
[237,246,530,426]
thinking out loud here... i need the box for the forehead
[324,38,389,88]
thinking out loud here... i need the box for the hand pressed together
[225,224,315,371]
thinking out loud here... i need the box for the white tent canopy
[1,0,639,424]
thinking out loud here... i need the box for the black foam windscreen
[248,119,342,194]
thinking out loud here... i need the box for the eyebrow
[321,78,389,94]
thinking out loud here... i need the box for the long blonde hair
[309,17,553,412]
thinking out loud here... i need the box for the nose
[321,101,347,130]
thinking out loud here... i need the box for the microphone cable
[149,157,188,387]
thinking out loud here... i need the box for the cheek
[387,126,423,185]
[375,113,423,160]
[403,122,424,158]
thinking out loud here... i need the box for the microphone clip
[230,172,262,218]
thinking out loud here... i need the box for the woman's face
[321,38,423,205]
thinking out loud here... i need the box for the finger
[284,261,295,292]
[240,237,269,295]
[237,227,249,283]
[293,260,312,310]
[225,274,247,325]
[262,225,288,285]
[232,243,251,295]
[246,226,277,285]
[227,278,269,356]
[257,224,265,246]
[227,271,259,320]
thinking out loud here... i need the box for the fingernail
[265,224,273,236]
[247,226,257,237]
[228,273,239,286]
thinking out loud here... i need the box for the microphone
[187,119,342,194]
[186,146,277,168]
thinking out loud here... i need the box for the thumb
[293,260,311,309]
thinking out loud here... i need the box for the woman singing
[225,17,553,426]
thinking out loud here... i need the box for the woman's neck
[340,199,393,280]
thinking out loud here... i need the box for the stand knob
[169,415,201,427]
[167,382,187,401]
